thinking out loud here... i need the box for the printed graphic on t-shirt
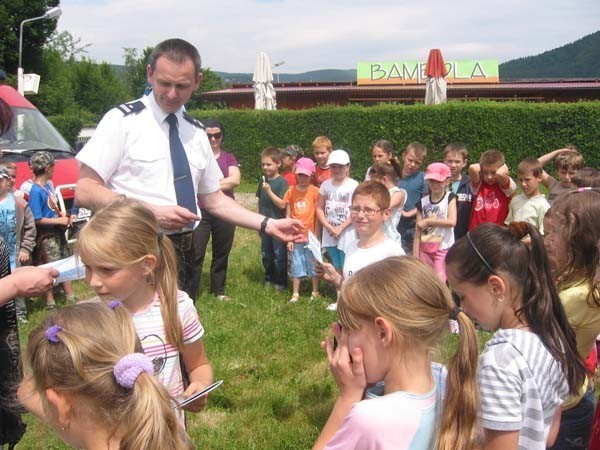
[474,190,500,211]
[325,191,353,226]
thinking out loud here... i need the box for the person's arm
[547,406,562,447]
[76,163,200,230]
[313,322,366,450]
[333,216,353,236]
[0,266,59,305]
[316,194,336,237]
[483,429,519,450]
[538,148,576,189]
[468,163,481,190]
[413,209,423,257]
[36,216,70,227]
[201,190,304,242]
[261,182,287,209]
[316,262,343,289]
[219,165,241,192]
[181,339,214,412]
[19,205,36,264]
[494,164,512,190]
[418,197,457,229]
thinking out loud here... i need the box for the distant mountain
[215,69,356,85]
[499,31,600,79]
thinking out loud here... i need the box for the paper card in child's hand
[176,380,223,408]
[307,230,323,264]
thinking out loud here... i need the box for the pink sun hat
[295,157,316,176]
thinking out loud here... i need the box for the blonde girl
[446,222,585,450]
[544,189,600,450]
[18,301,192,450]
[75,199,213,421]
[368,162,406,244]
[314,256,480,450]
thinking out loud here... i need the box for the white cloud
[58,0,600,72]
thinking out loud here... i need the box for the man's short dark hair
[149,38,202,74]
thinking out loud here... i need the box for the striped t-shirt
[132,290,204,401]
[479,329,569,450]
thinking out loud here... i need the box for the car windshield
[0,106,73,155]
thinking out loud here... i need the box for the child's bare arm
[316,194,335,234]
[419,198,457,229]
[262,183,287,209]
[468,163,481,189]
[413,210,422,257]
[181,339,214,412]
[538,148,576,188]
[494,164,512,190]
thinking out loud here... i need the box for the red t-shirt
[312,166,331,187]
[468,182,512,230]
[282,171,297,186]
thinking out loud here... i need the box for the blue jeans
[548,388,596,450]
[398,217,416,255]
[260,233,287,288]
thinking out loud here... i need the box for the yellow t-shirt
[560,282,600,409]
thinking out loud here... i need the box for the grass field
[15,200,472,449]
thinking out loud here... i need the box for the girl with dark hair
[446,222,586,450]
[364,139,402,181]
[191,119,240,301]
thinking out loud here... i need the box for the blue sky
[58,0,600,73]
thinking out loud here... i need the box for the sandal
[289,293,300,303]
[309,292,320,302]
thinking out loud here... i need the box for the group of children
[10,132,600,450]
[0,151,78,321]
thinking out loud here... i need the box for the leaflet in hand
[177,380,223,408]
[40,255,86,283]
[307,230,323,264]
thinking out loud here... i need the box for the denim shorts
[290,243,317,278]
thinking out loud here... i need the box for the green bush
[188,101,600,182]
[48,114,84,148]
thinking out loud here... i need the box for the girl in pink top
[313,257,480,450]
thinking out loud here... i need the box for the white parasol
[253,52,277,110]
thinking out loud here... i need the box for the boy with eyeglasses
[318,181,404,310]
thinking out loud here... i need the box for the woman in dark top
[191,119,241,301]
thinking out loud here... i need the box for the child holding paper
[282,158,321,303]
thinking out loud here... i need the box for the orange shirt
[283,184,320,240]
[313,166,331,187]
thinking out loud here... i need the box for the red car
[0,84,80,212]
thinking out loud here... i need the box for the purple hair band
[108,300,123,309]
[113,353,153,389]
[45,325,62,343]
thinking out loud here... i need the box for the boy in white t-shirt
[319,181,404,310]
[505,157,550,233]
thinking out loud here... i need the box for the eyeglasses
[207,132,222,140]
[350,206,382,216]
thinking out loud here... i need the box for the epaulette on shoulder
[183,112,205,129]
[116,100,146,116]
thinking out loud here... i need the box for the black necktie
[165,113,197,215]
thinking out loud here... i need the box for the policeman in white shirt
[75,38,303,296]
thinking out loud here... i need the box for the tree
[46,30,91,61]
[0,0,61,75]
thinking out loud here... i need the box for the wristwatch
[260,217,270,234]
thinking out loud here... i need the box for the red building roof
[200,79,600,109]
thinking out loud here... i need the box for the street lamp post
[18,6,62,95]
[273,61,285,84]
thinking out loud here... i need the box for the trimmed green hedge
[48,114,84,148]
[189,101,600,182]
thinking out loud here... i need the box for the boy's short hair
[555,148,584,171]
[0,161,16,170]
[406,142,427,157]
[352,180,391,209]
[572,167,600,188]
[517,157,543,177]
[260,146,283,163]
[282,145,304,160]
[444,143,468,160]
[30,151,55,176]
[312,136,332,151]
[479,150,505,167]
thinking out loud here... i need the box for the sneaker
[326,302,338,311]
[309,292,320,302]
[47,304,57,311]
[216,295,231,302]
[289,293,299,303]
[66,294,78,304]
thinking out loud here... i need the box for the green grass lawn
[16,223,483,449]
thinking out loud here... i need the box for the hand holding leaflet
[40,255,86,283]
[176,380,223,408]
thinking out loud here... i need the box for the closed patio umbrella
[424,49,448,105]
[253,52,277,110]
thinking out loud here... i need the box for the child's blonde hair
[405,142,427,158]
[75,199,183,351]
[555,147,583,171]
[312,136,333,151]
[24,302,191,450]
[479,150,505,167]
[338,257,480,450]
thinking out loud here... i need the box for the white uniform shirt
[76,92,221,214]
